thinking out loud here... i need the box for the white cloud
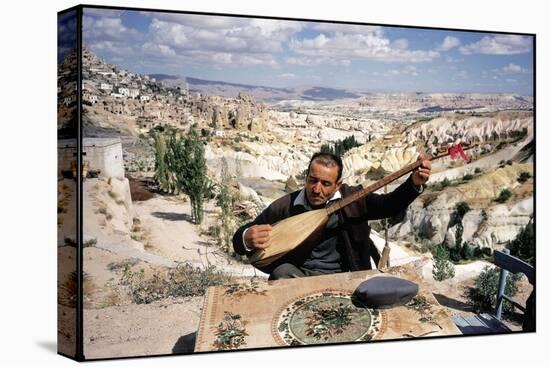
[285,56,352,66]
[142,17,303,67]
[502,63,527,73]
[83,8,126,18]
[446,56,464,63]
[384,65,418,76]
[280,73,296,79]
[289,32,439,63]
[391,39,409,50]
[459,35,532,55]
[83,16,143,43]
[84,12,305,68]
[437,36,461,51]
[312,23,382,35]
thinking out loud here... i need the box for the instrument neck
[326,158,423,215]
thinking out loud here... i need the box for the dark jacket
[232,176,421,272]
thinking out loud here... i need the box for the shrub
[495,189,512,203]
[474,167,483,174]
[64,237,77,247]
[432,245,455,281]
[460,242,477,260]
[83,238,97,248]
[455,202,471,220]
[507,221,535,265]
[462,174,474,181]
[120,263,232,304]
[517,171,532,183]
[468,266,521,316]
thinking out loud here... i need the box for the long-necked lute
[248,144,475,273]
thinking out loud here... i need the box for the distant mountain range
[149,74,364,102]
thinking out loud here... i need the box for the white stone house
[118,87,130,96]
[129,89,140,98]
[57,138,125,179]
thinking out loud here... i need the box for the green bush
[455,202,471,220]
[468,266,521,315]
[432,245,455,281]
[320,135,361,157]
[517,171,532,183]
[507,221,535,265]
[460,243,476,260]
[495,189,512,203]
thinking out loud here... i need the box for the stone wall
[57,138,125,179]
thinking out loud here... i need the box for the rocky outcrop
[285,175,301,193]
[405,112,532,155]
[390,195,533,250]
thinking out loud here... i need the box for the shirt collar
[293,188,342,210]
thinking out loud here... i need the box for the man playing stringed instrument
[232,152,431,280]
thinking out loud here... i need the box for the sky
[61,7,534,95]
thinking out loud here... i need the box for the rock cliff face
[404,111,532,154]
[392,196,533,249]
[389,160,533,250]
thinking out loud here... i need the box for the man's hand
[244,224,272,250]
[412,153,431,186]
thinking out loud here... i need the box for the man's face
[305,161,342,208]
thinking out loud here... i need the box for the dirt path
[133,196,265,278]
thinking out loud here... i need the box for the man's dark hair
[307,152,343,182]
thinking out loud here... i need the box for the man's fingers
[254,224,272,232]
[252,232,270,243]
[254,242,271,249]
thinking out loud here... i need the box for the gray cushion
[352,276,418,309]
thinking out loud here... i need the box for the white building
[57,138,125,179]
[118,87,130,96]
[129,89,140,98]
[83,93,98,104]
[100,83,112,91]
[140,95,150,102]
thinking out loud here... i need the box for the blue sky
[77,7,534,95]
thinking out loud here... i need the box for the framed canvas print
[57,4,535,361]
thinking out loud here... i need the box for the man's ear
[335,179,343,191]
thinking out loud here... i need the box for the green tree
[216,158,233,251]
[153,128,209,224]
[151,130,176,193]
[432,244,455,281]
[450,201,471,262]
[468,266,521,315]
[319,135,361,157]
[170,129,208,224]
[507,220,535,265]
